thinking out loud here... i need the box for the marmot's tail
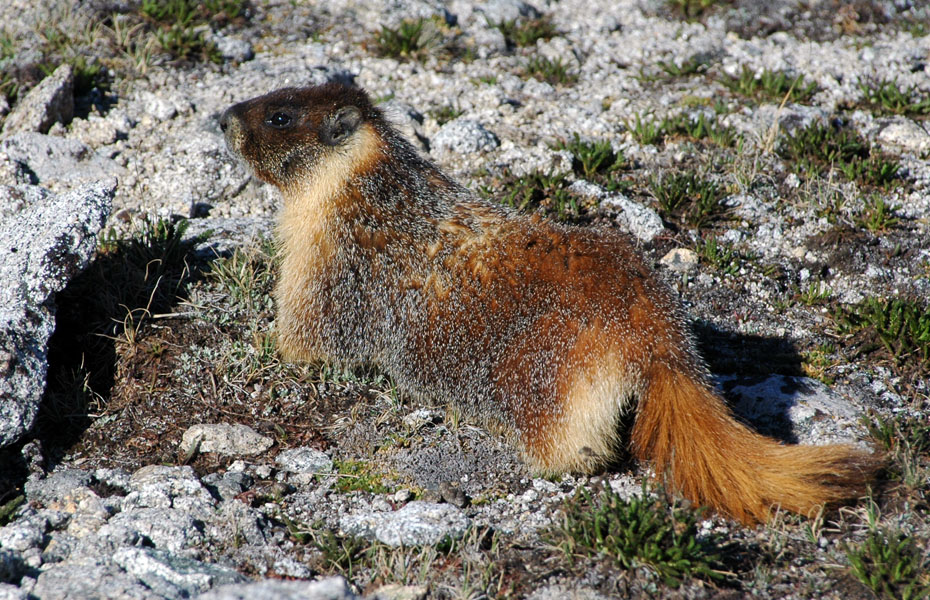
[631,365,882,524]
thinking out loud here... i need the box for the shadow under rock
[8,218,211,494]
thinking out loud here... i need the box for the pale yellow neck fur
[277,123,381,264]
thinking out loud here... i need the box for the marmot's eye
[266,111,292,129]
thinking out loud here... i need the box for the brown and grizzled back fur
[220,83,882,524]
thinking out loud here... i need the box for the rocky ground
[0,0,929,598]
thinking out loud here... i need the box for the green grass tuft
[846,527,930,600]
[859,78,930,116]
[140,0,246,63]
[373,18,430,59]
[495,15,557,48]
[555,134,626,181]
[694,236,742,276]
[522,56,577,85]
[332,459,393,494]
[667,0,728,21]
[778,121,900,189]
[656,55,709,78]
[483,171,580,220]
[209,238,276,314]
[833,297,930,372]
[626,112,736,147]
[855,195,902,233]
[862,412,929,490]
[721,66,818,104]
[547,486,725,588]
[650,171,727,229]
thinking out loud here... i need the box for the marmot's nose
[219,108,231,133]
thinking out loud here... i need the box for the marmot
[219,82,880,524]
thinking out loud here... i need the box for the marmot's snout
[218,108,231,133]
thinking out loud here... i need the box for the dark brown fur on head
[219,83,382,188]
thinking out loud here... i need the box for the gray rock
[0,180,113,447]
[401,409,441,429]
[0,582,29,600]
[32,563,158,600]
[179,423,274,458]
[340,501,470,547]
[210,34,255,63]
[470,26,509,57]
[275,447,333,474]
[475,0,541,25]
[208,501,269,548]
[526,584,607,600]
[720,375,865,445]
[201,471,253,502]
[106,508,205,555]
[122,465,216,517]
[876,118,930,155]
[69,113,126,148]
[1,63,74,134]
[570,181,665,243]
[112,547,246,598]
[430,119,499,157]
[196,577,358,600]
[371,584,427,600]
[659,248,698,273]
[495,145,572,178]
[24,469,93,505]
[0,152,32,187]
[142,128,250,217]
[0,133,123,189]
[0,514,47,552]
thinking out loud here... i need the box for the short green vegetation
[627,113,666,146]
[372,17,469,62]
[795,281,833,306]
[555,134,627,188]
[778,121,900,188]
[547,486,724,588]
[209,239,277,314]
[833,297,930,372]
[494,15,557,48]
[373,18,431,59]
[0,495,25,527]
[140,0,247,63]
[656,55,709,78]
[95,217,202,343]
[667,0,729,21]
[721,66,818,104]
[429,105,463,125]
[859,78,930,116]
[846,527,930,600]
[694,236,742,276]
[488,171,578,220]
[627,112,736,147]
[855,195,902,233]
[332,459,393,494]
[0,0,251,107]
[862,412,929,491]
[801,342,839,384]
[521,56,577,85]
[650,171,727,229]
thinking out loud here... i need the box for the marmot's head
[220,83,379,190]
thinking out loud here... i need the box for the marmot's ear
[321,106,362,146]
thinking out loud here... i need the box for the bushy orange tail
[631,365,882,524]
